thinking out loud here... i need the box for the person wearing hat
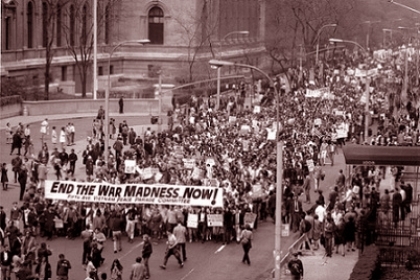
[288,251,304,280]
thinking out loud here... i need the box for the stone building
[1,0,267,95]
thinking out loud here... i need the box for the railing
[375,203,420,267]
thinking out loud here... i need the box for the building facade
[1,0,267,95]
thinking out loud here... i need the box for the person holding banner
[239,224,253,266]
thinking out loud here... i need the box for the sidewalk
[295,248,358,280]
[0,112,155,130]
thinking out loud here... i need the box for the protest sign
[253,105,261,114]
[207,214,224,227]
[44,180,224,207]
[154,172,163,182]
[183,158,195,169]
[267,128,276,140]
[142,167,154,179]
[240,125,251,135]
[229,116,237,123]
[187,213,198,228]
[191,168,205,181]
[244,212,257,228]
[173,145,184,158]
[306,159,315,172]
[206,158,216,167]
[314,118,322,126]
[209,178,219,188]
[251,184,264,198]
[305,87,331,99]
[282,224,290,237]
[124,160,136,174]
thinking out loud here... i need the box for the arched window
[56,2,62,46]
[3,1,17,50]
[81,4,87,45]
[42,1,48,47]
[27,1,34,48]
[148,6,164,45]
[69,5,75,46]
[105,2,111,44]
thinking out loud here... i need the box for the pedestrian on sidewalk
[159,230,184,270]
[288,252,304,280]
[6,122,13,144]
[239,224,253,265]
[10,131,22,156]
[18,165,28,201]
[119,96,124,114]
[1,163,9,191]
[40,119,49,144]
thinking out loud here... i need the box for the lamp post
[329,38,370,141]
[209,59,283,280]
[315,23,337,64]
[104,39,150,160]
[215,30,249,110]
[93,0,98,99]
[383,28,393,46]
[362,20,381,50]
[388,0,420,15]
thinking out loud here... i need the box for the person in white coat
[59,127,66,149]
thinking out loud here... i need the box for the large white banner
[44,180,224,207]
[305,87,334,99]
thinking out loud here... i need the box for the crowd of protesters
[1,43,420,279]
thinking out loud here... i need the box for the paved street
[0,113,352,280]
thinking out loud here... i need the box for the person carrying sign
[239,224,253,265]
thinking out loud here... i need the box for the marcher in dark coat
[10,132,22,156]
[35,256,52,280]
[18,166,28,201]
[43,206,58,240]
[392,188,403,228]
[334,218,346,256]
[1,163,9,191]
[118,97,124,114]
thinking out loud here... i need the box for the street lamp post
[209,59,283,280]
[104,39,150,160]
[315,23,337,64]
[388,0,420,15]
[329,38,370,142]
[215,30,249,110]
[93,0,98,100]
[362,21,381,50]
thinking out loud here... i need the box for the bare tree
[265,0,355,70]
[61,0,120,97]
[172,1,218,83]
[42,0,70,100]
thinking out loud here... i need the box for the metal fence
[375,200,420,266]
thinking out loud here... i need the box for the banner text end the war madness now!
[44,180,224,207]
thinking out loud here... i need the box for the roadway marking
[214,244,226,254]
[180,268,194,280]
[119,241,144,260]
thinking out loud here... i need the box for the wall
[21,99,162,117]
[0,103,22,119]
